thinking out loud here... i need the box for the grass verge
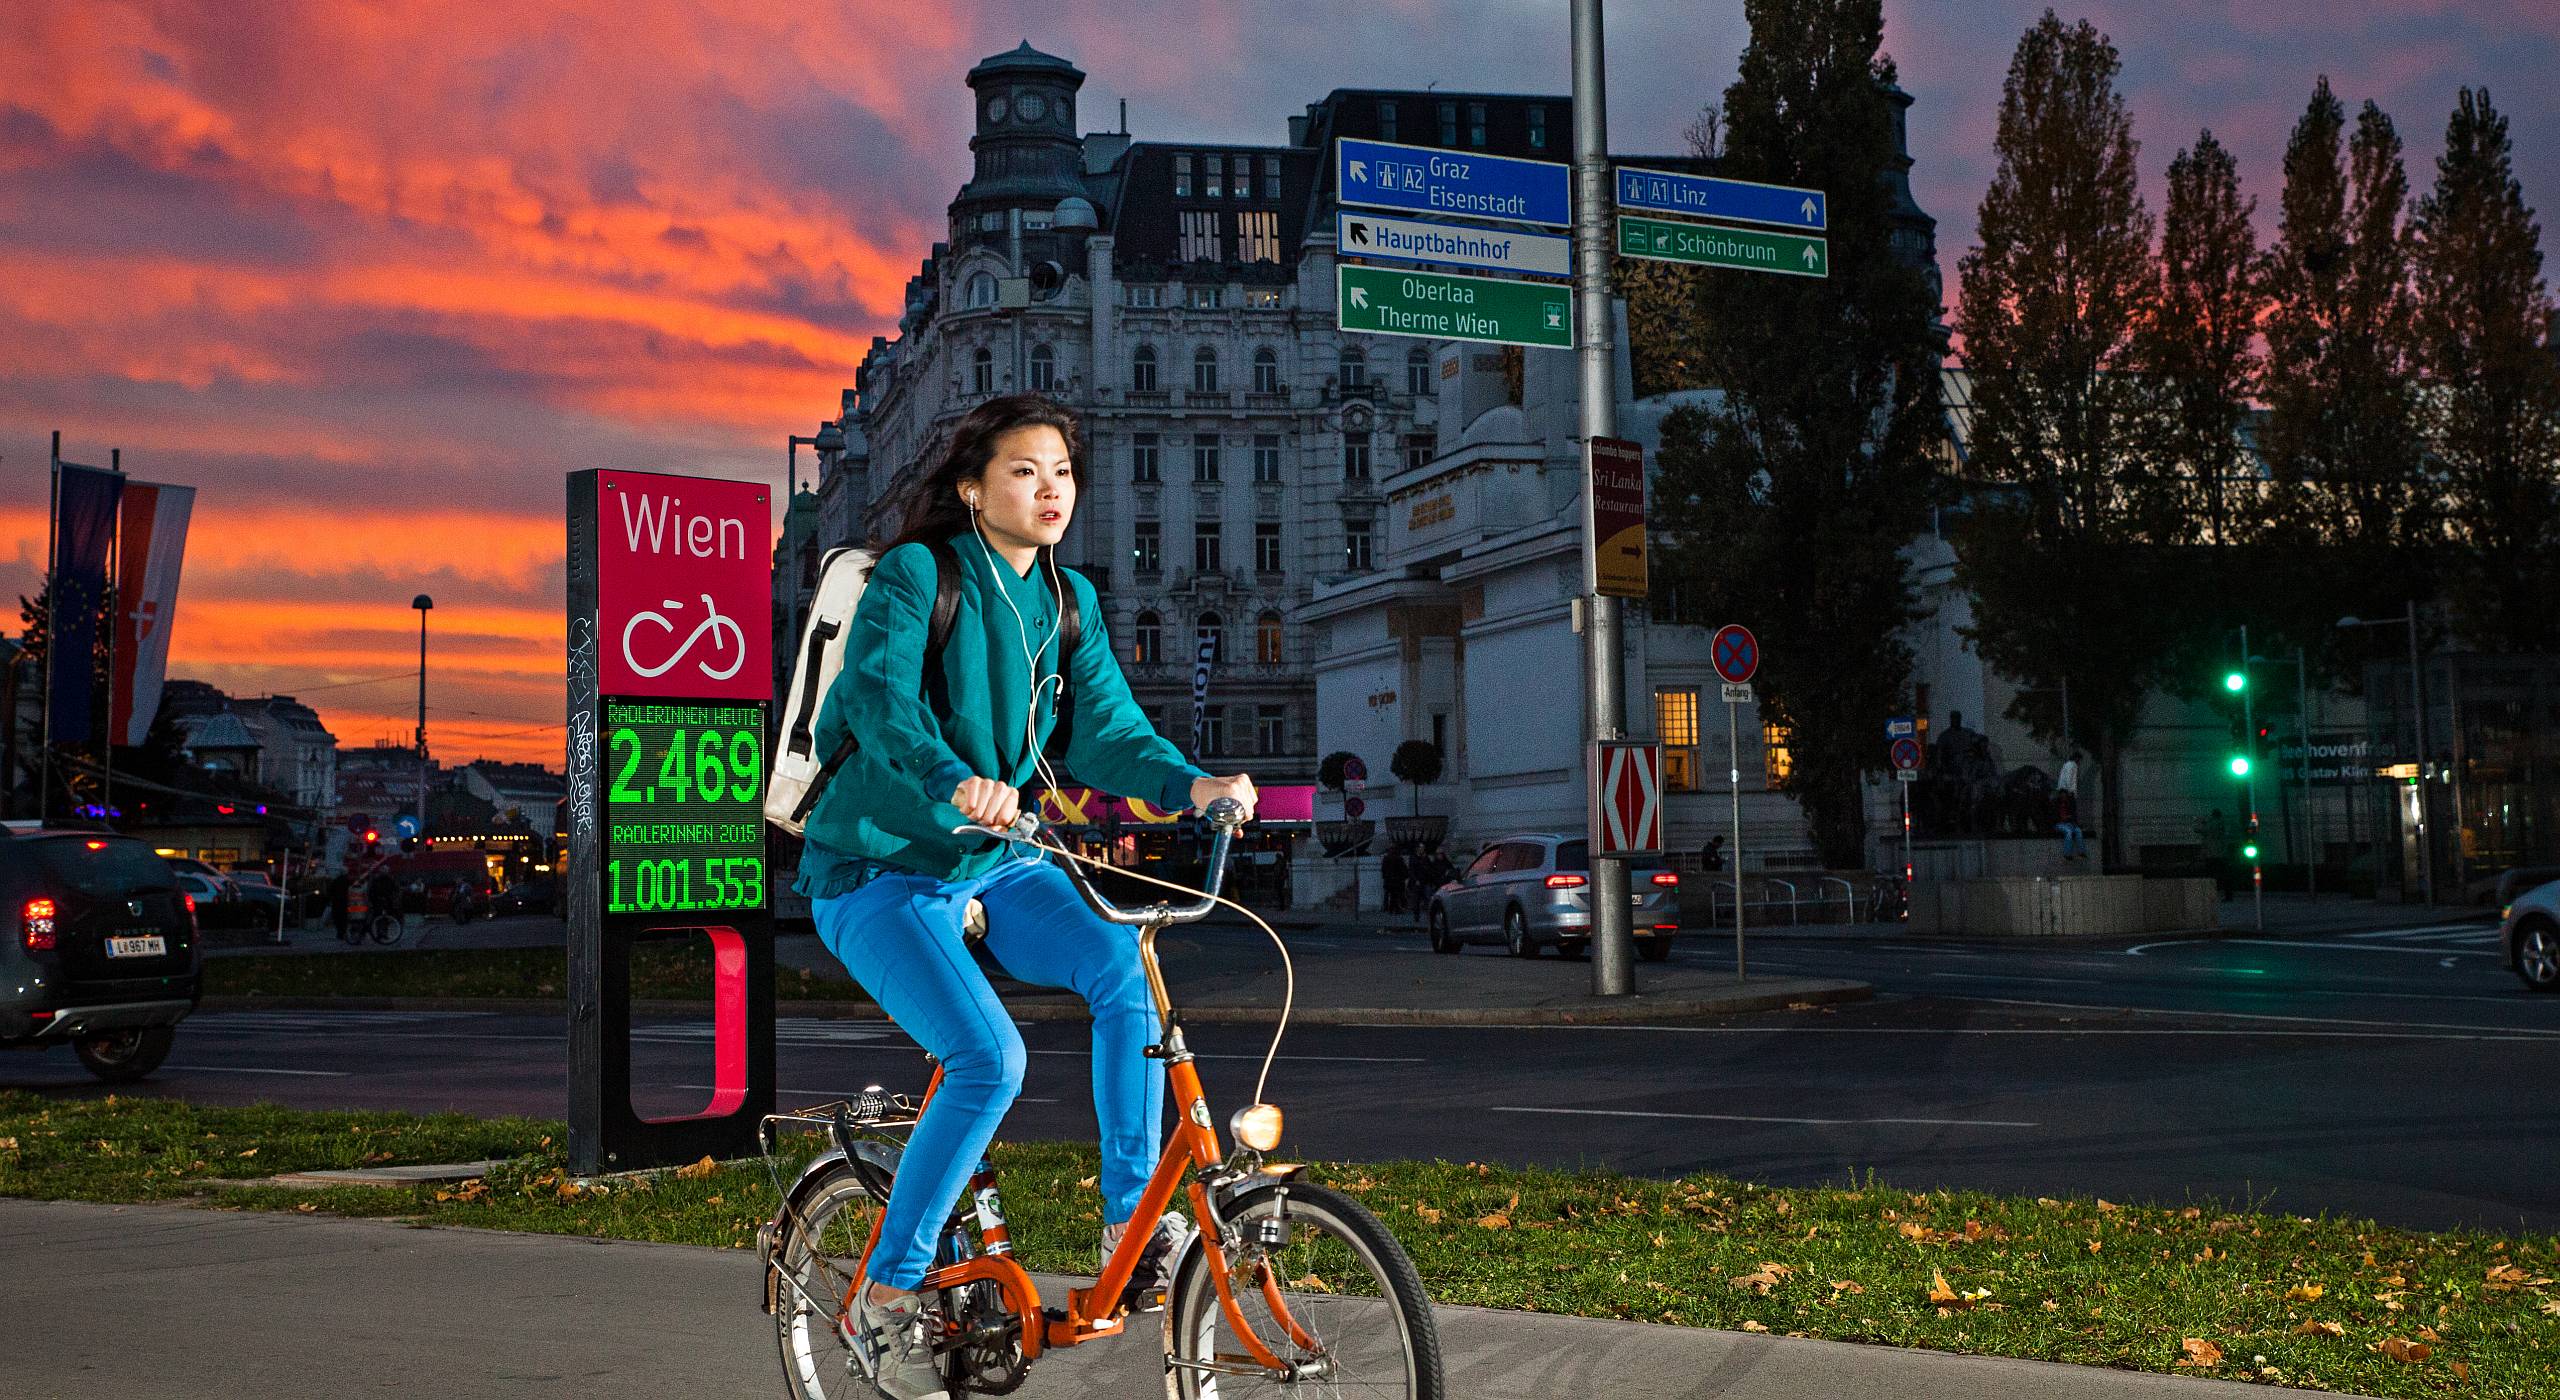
[1,1090,2552,1396]
[203,946,862,1003]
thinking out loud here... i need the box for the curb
[196,978,1873,1027]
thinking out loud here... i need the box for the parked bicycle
[755,797,1445,1398]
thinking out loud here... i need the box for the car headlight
[1229,1103,1284,1153]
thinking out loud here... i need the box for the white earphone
[967,487,1069,809]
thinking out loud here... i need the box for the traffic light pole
[1571,0,1633,997]
[2241,625,2262,932]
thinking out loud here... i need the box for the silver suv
[1425,835,1681,961]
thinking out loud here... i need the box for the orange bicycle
[756,798,1445,1398]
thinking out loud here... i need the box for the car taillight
[182,892,198,928]
[1545,874,1587,889]
[22,897,57,952]
[1651,872,1680,887]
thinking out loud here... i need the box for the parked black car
[1,825,202,1081]
[489,877,560,919]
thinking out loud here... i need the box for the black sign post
[566,468,776,1174]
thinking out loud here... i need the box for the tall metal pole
[2407,600,2432,905]
[1571,0,1632,996]
[39,432,58,825]
[2295,649,2315,899]
[413,595,433,842]
[103,447,119,820]
[2241,624,2261,931]
[1730,702,1745,981]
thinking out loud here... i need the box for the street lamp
[2338,602,2432,905]
[783,421,847,649]
[412,594,433,843]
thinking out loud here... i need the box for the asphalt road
[9,905,2553,1236]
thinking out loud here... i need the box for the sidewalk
[0,1198,2371,1400]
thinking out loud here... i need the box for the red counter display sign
[596,469,771,699]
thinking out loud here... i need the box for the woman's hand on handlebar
[950,776,1022,831]
[1189,773,1257,823]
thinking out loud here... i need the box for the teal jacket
[794,532,1210,894]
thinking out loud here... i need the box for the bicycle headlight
[1229,1103,1284,1153]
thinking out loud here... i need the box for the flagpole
[40,432,58,824]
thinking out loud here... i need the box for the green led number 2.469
[602,701,767,915]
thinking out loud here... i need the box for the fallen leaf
[2451,1361,2471,1380]
[675,1156,717,1181]
[236,1148,257,1158]
[1075,1175,1098,1189]
[1739,1320,1769,1333]
[2096,1199,2120,1213]
[1926,1271,1960,1306]
[2485,1263,2552,1290]
[1291,1274,1331,1293]
[1413,1204,1443,1225]
[2541,1299,2560,1317]
[704,1194,723,1207]
[2376,1337,2431,1363]
[2294,1320,2345,1339]
[1729,1263,1793,1295]
[2177,1338,2224,1368]
[2286,1283,2326,1302]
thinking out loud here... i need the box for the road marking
[1491,1106,2039,1128]
[1349,1022,2555,1042]
[679,1086,1057,1105]
[166,1064,352,1077]
[1951,996,2560,1038]
[2217,938,2498,958]
[1028,1050,1424,1064]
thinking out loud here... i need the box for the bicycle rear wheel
[368,913,403,946]
[1165,1181,1443,1399]
[774,1164,874,1400]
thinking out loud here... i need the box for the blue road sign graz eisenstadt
[1338,137,1572,228]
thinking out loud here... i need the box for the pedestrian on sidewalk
[1698,834,1725,874]
[2054,750,2086,862]
[1381,842,1409,917]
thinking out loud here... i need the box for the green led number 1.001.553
[602,702,768,915]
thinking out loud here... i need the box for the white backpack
[764,539,1080,836]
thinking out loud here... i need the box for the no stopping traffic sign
[1711,624,1759,684]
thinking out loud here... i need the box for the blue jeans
[814,851,1163,1290]
[2057,822,2086,859]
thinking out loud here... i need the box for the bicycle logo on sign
[622,593,745,681]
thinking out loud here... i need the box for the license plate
[107,935,167,959]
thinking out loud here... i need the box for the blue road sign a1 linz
[1338,137,1572,228]
[1615,164,1826,232]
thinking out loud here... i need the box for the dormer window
[965,273,997,309]
[1173,154,1193,198]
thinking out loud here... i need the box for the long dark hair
[882,393,1085,554]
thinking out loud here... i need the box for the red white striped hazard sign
[1588,742,1663,857]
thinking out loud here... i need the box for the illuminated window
[1763,720,1795,787]
[1239,210,1280,263]
[1257,608,1284,661]
[1655,687,1700,793]
[1133,610,1161,664]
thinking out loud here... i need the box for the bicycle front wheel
[774,1163,874,1400]
[369,914,403,946]
[1165,1181,1444,1400]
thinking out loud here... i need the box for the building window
[1256,609,1284,661]
[1133,610,1161,664]
[1192,435,1221,482]
[1655,687,1700,793]
[1028,342,1056,392]
[1180,209,1221,263]
[1244,287,1281,308]
[1131,433,1160,482]
[1439,101,1457,145]
[1195,522,1223,572]
[1252,347,1280,395]
[1257,703,1286,755]
[1253,435,1282,482]
[1239,209,1280,263]
[1197,611,1227,663]
[1205,153,1224,198]
[1343,432,1371,480]
[1202,704,1228,757]
[1378,101,1399,142]
[1192,345,1220,393]
[966,272,997,309]
[1255,521,1283,574]
[1528,106,1548,150]
[1407,346,1433,395]
[971,347,995,395]
[1467,102,1487,146]
[1133,520,1161,575]
[1404,433,1435,472]
[1344,522,1372,571]
[1127,284,1162,308]
[1261,155,1281,200]
[1763,720,1795,787]
[1187,283,1224,309]
[1173,153,1192,198]
[1131,343,1158,391]
[1338,345,1367,390]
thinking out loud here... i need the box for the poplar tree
[2259,84,2430,620]
[1646,0,1942,869]
[2137,130,2261,545]
[2410,87,2560,650]
[1949,10,2161,868]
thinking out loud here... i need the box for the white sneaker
[1105,1211,1194,1314]
[850,1285,950,1400]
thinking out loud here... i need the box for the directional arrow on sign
[1801,196,1817,221]
[1348,220,1372,246]
[1349,159,1368,184]
[1348,286,1369,309]
[1802,245,1819,270]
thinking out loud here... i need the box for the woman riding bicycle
[795,393,1257,1400]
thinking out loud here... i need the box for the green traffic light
[2223,671,2247,692]
[2242,843,2261,860]
[2228,755,2251,777]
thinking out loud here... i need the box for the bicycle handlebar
[953,795,1250,927]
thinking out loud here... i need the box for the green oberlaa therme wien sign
[1336,264,1574,349]
[1618,214,1828,278]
